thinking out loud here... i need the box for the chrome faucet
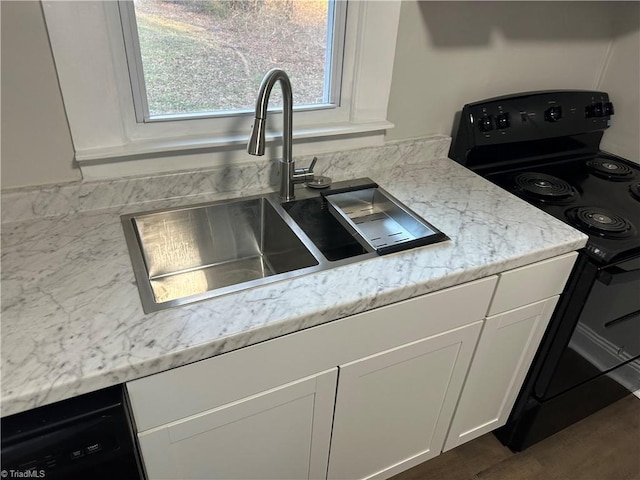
[247,68,315,201]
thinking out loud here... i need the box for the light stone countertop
[0,138,588,417]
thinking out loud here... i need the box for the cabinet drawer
[127,276,497,432]
[488,252,577,315]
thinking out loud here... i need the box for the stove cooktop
[486,154,640,263]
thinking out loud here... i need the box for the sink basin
[122,197,320,312]
[283,197,367,261]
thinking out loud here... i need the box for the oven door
[539,255,640,400]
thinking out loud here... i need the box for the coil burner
[514,172,577,204]
[566,206,635,238]
[587,159,635,181]
[630,182,640,202]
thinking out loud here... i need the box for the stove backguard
[449,90,613,174]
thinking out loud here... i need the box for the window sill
[76,121,394,180]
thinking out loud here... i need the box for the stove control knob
[585,105,595,118]
[604,102,615,116]
[496,113,510,129]
[545,106,562,122]
[478,115,494,132]
[593,102,604,117]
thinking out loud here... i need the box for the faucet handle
[296,157,317,175]
[293,157,318,184]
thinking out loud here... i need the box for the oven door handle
[597,265,640,286]
[604,310,640,329]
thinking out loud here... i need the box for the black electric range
[450,90,640,451]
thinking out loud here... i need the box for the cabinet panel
[443,297,559,451]
[327,321,482,480]
[489,252,576,315]
[138,368,337,480]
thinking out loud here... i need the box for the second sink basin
[283,196,368,261]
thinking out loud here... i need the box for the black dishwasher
[1,385,143,479]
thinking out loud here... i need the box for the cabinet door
[443,297,559,451]
[327,321,482,480]
[138,368,337,480]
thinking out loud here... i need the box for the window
[123,0,344,121]
[42,1,401,179]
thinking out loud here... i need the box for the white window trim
[42,1,401,180]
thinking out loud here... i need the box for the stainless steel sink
[122,178,447,313]
[122,196,330,312]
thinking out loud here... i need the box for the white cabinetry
[443,297,558,451]
[137,369,337,480]
[126,253,578,480]
[327,322,481,480]
[443,252,577,451]
[128,277,496,480]
[487,251,577,316]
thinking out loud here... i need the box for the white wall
[0,1,80,189]
[386,1,630,144]
[599,3,640,164]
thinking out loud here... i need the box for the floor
[390,394,640,480]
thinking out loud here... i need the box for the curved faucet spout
[247,69,313,202]
[247,69,292,162]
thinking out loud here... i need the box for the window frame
[42,0,401,180]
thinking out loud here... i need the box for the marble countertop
[0,141,587,417]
